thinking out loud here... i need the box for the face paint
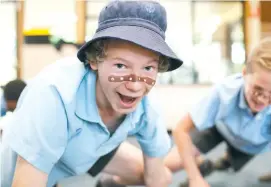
[108,74,156,86]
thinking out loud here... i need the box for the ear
[89,61,98,70]
[242,65,247,76]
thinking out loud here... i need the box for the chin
[113,101,139,115]
[115,106,137,115]
[251,108,260,113]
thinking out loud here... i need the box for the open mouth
[252,98,265,109]
[118,93,136,103]
[117,93,139,107]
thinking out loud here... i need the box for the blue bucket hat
[77,0,183,72]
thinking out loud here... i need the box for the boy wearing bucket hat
[2,1,183,187]
[174,37,271,187]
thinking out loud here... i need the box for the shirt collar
[75,70,101,123]
[239,86,248,110]
[266,106,271,114]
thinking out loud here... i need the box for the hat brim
[77,25,183,72]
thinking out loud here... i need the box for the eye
[253,86,264,94]
[254,85,263,91]
[144,66,155,71]
[115,63,126,69]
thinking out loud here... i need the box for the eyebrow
[111,57,159,65]
[254,85,264,90]
[146,59,159,65]
[111,57,130,64]
[254,85,271,93]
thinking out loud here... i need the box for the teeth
[119,94,136,99]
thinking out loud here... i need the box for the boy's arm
[173,114,204,183]
[3,83,68,187]
[133,101,172,186]
[173,86,220,186]
[12,156,48,187]
[143,155,169,187]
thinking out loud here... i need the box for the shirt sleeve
[189,85,221,131]
[134,100,172,158]
[2,82,68,174]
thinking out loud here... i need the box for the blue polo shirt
[2,56,171,187]
[190,73,271,155]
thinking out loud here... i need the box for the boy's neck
[95,83,125,132]
[97,105,124,133]
[99,110,126,133]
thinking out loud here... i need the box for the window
[0,2,17,86]
[191,1,245,84]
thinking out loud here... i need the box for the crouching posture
[2,1,184,187]
[174,37,271,187]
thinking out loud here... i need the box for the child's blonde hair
[247,37,271,72]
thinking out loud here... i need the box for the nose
[125,81,143,92]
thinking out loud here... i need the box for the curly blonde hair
[84,38,169,72]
